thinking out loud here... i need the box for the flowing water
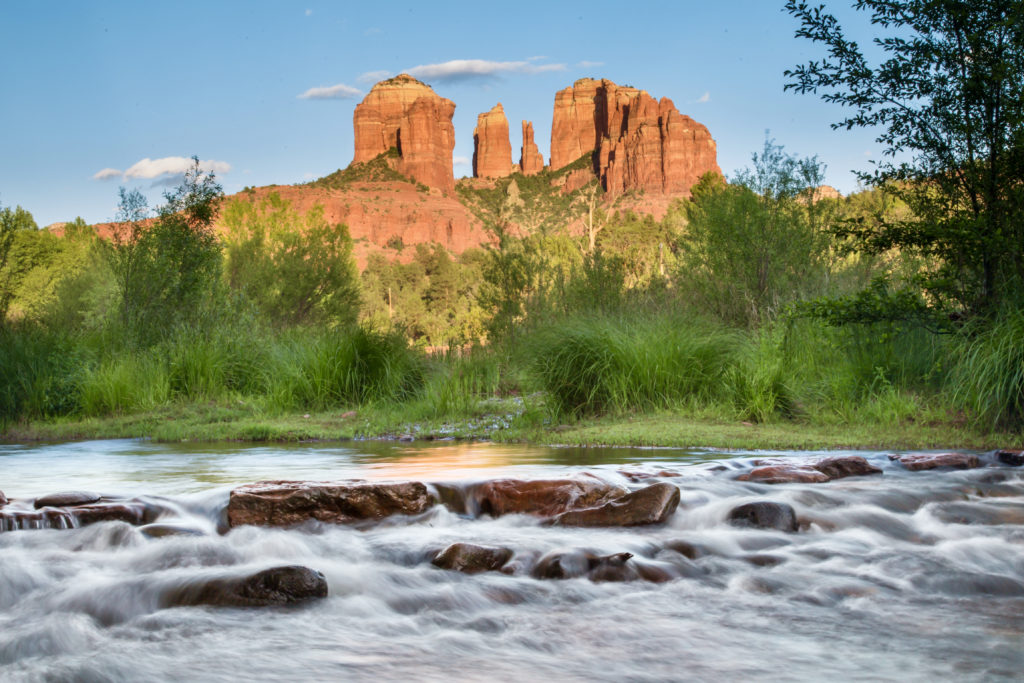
[2,439,1024,682]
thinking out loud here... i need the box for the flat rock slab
[549,482,680,527]
[1,501,152,532]
[227,481,434,528]
[34,491,102,509]
[467,478,628,518]
[162,565,328,608]
[892,453,980,471]
[728,501,799,532]
[738,456,881,484]
[432,542,513,573]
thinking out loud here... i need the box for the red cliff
[352,74,456,192]
[549,78,720,195]
[519,120,544,175]
[472,104,513,179]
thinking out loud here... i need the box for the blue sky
[1,0,885,227]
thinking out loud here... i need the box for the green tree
[108,158,224,345]
[0,204,40,324]
[676,139,832,327]
[222,192,360,328]
[784,0,1024,319]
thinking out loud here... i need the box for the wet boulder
[73,501,153,526]
[533,550,634,580]
[995,449,1024,467]
[737,466,828,485]
[162,565,328,608]
[892,453,980,471]
[34,491,102,509]
[548,482,680,527]
[0,490,6,507]
[227,481,434,528]
[139,522,208,539]
[727,502,798,532]
[431,542,513,574]
[811,456,882,480]
[468,478,627,518]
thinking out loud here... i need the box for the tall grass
[0,326,84,422]
[951,310,1024,429]
[525,313,739,417]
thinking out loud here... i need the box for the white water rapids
[2,439,1024,681]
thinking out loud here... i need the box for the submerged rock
[227,481,434,528]
[811,456,882,480]
[162,565,328,608]
[995,449,1024,467]
[892,453,980,471]
[468,478,627,518]
[549,482,680,527]
[533,550,634,580]
[738,466,828,485]
[727,502,798,532]
[139,522,208,539]
[34,491,102,509]
[432,542,514,574]
[1,500,153,532]
[738,456,881,484]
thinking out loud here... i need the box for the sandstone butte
[519,120,544,175]
[76,75,721,266]
[352,74,456,193]
[549,77,721,196]
[472,103,513,179]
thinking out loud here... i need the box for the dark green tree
[0,204,40,324]
[784,0,1024,320]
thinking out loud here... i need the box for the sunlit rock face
[550,77,721,195]
[519,120,544,175]
[352,74,456,192]
[473,103,513,179]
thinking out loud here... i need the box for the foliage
[0,204,39,324]
[309,148,412,189]
[676,139,833,327]
[107,159,224,346]
[785,0,1024,319]
[950,310,1024,429]
[222,192,360,329]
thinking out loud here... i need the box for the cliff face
[549,78,720,195]
[472,104,513,179]
[352,74,456,192]
[519,120,544,175]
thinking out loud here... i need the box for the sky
[1,0,887,227]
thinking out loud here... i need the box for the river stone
[548,482,680,527]
[163,565,328,608]
[0,490,6,507]
[995,450,1024,466]
[139,522,208,538]
[893,453,980,471]
[811,456,882,480]
[72,502,151,526]
[34,491,102,509]
[431,542,514,573]
[728,502,799,532]
[737,466,829,484]
[468,478,628,518]
[533,550,634,580]
[227,481,434,528]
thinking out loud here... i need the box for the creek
[2,439,1023,681]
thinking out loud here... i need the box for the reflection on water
[1,439,1023,681]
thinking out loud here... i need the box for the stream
[2,439,1023,681]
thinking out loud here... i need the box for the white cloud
[527,55,547,62]
[577,60,604,68]
[697,91,711,103]
[92,168,122,181]
[357,70,392,84]
[453,156,471,167]
[123,156,231,180]
[298,83,362,99]
[305,8,312,16]
[406,59,566,82]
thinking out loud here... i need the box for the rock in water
[520,120,544,175]
[738,466,829,485]
[533,550,634,580]
[549,77,720,195]
[549,482,680,527]
[431,543,514,574]
[893,453,980,471]
[996,450,1024,466]
[728,502,798,532]
[227,481,434,528]
[472,103,513,178]
[0,490,6,507]
[468,478,628,518]
[163,566,328,608]
[34,491,102,509]
[352,74,456,192]
[811,456,882,480]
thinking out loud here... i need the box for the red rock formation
[352,74,456,192]
[472,103,513,179]
[519,120,544,175]
[549,77,720,196]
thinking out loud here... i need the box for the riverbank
[1,398,1017,450]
